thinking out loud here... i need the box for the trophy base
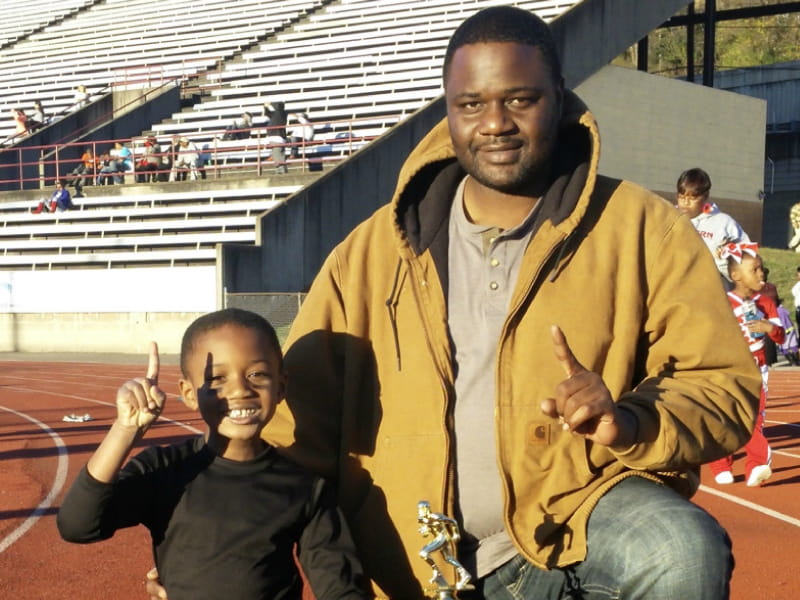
[424,583,476,598]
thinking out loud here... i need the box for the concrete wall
[0,311,200,354]
[0,266,216,313]
[0,266,214,353]
[575,65,766,239]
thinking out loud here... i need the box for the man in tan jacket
[148,6,760,600]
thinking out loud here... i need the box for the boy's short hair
[442,6,561,85]
[677,168,711,195]
[180,308,282,376]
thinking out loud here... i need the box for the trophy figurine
[417,500,473,599]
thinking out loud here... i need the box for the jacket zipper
[495,229,568,542]
[404,255,458,513]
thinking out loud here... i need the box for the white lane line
[0,388,201,554]
[0,385,202,435]
[766,419,800,428]
[774,450,800,459]
[0,404,69,554]
[698,484,800,528]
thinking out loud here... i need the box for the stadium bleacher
[0,185,299,269]
[0,0,324,140]
[0,0,582,328]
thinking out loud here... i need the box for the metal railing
[0,114,394,190]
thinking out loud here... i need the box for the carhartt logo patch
[528,423,550,445]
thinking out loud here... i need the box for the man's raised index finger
[550,325,582,378]
[146,341,160,383]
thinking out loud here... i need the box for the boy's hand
[540,325,636,448]
[115,342,166,432]
[145,567,168,599]
[745,319,774,335]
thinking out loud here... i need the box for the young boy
[708,243,784,487]
[675,168,750,283]
[57,308,368,599]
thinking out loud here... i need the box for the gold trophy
[417,500,474,599]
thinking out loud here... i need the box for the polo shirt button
[490,257,500,267]
[489,281,499,291]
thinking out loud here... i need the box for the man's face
[445,42,563,195]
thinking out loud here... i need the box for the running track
[1,358,798,599]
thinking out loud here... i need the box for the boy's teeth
[227,408,257,418]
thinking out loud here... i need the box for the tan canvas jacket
[267,91,761,598]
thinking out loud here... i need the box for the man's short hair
[442,6,561,84]
[677,168,712,195]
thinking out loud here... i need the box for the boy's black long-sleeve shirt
[57,436,368,600]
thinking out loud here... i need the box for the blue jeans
[471,477,732,600]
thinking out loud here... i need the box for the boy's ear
[179,379,198,410]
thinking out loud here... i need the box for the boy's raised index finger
[550,324,581,378]
[146,341,160,383]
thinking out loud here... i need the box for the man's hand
[540,325,636,448]
[145,567,168,599]
[115,342,166,432]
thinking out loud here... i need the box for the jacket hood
[389,89,601,257]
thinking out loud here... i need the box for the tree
[613,1,800,78]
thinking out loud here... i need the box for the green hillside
[761,246,799,311]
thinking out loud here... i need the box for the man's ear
[179,379,198,410]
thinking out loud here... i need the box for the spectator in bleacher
[263,101,287,136]
[96,142,132,185]
[11,108,28,137]
[28,100,48,132]
[73,85,90,110]
[198,143,211,180]
[159,135,180,182]
[288,111,315,159]
[95,148,113,185]
[69,147,97,196]
[264,101,288,174]
[136,136,162,183]
[31,179,75,213]
[171,137,201,181]
[222,111,253,141]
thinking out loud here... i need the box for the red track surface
[1,360,798,599]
